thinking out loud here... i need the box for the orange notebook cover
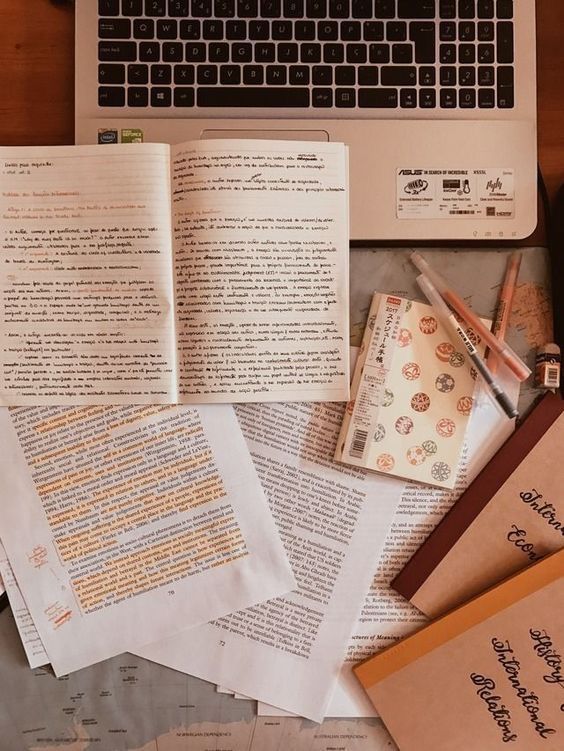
[355,549,564,751]
[392,392,564,617]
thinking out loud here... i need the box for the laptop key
[392,44,412,63]
[128,86,149,106]
[98,63,126,84]
[237,0,258,14]
[174,65,195,83]
[289,65,310,84]
[335,65,355,84]
[497,65,514,107]
[249,21,270,39]
[381,65,416,85]
[336,88,356,107]
[439,22,455,41]
[145,0,166,15]
[369,43,390,63]
[477,43,494,63]
[358,88,398,107]
[330,0,350,18]
[400,88,417,107]
[318,21,339,40]
[284,0,304,16]
[497,22,514,64]
[243,65,264,83]
[439,65,455,85]
[312,65,332,84]
[272,20,293,39]
[203,20,224,39]
[174,87,195,106]
[261,0,281,16]
[123,0,144,13]
[496,0,512,19]
[477,21,494,40]
[358,65,378,85]
[179,20,201,38]
[139,42,161,60]
[99,42,137,61]
[151,64,172,83]
[98,86,126,106]
[341,21,361,40]
[255,43,275,61]
[458,65,474,85]
[398,0,435,19]
[278,43,299,61]
[232,42,253,61]
[477,64,494,85]
[220,64,241,83]
[267,65,287,83]
[458,21,474,41]
[439,0,455,17]
[209,42,230,60]
[363,22,384,41]
[477,0,493,17]
[419,66,434,85]
[440,88,456,107]
[133,19,155,38]
[197,65,218,84]
[478,88,495,107]
[459,88,476,107]
[458,44,475,64]
[374,0,395,18]
[302,43,322,62]
[323,43,344,63]
[192,0,213,16]
[151,87,172,106]
[295,21,315,39]
[163,42,184,61]
[197,87,310,106]
[439,43,455,63]
[185,43,206,61]
[346,44,367,63]
[419,88,436,107]
[386,21,407,41]
[306,0,327,18]
[99,19,132,39]
[226,20,247,38]
[409,21,435,63]
[352,0,373,18]
[312,88,333,107]
[168,0,190,14]
[215,0,236,16]
[99,0,119,15]
[128,63,149,83]
[157,20,178,38]
[458,0,474,18]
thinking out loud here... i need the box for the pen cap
[411,252,448,295]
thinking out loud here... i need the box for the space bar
[197,88,310,107]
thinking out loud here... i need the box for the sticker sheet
[336,293,486,488]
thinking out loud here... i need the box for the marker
[411,252,531,383]
[416,274,519,420]
[488,251,522,373]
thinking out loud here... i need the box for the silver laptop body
[75,0,537,241]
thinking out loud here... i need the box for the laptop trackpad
[201,129,329,142]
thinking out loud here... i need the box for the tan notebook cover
[392,392,564,617]
[355,549,564,751]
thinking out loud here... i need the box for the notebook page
[0,145,177,405]
[170,139,349,404]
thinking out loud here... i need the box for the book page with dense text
[171,139,350,404]
[0,404,294,675]
[0,145,177,405]
[136,398,405,722]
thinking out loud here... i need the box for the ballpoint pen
[411,252,531,383]
[416,273,519,420]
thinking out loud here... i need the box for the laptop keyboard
[97,0,515,110]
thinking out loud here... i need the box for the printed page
[256,371,519,718]
[0,145,176,405]
[0,539,49,669]
[0,404,294,675]
[136,399,405,722]
[171,139,349,404]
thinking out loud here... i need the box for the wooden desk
[0,0,562,202]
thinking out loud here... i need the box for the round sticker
[457,396,474,416]
[419,316,438,334]
[422,439,438,455]
[411,392,431,412]
[407,445,427,466]
[383,389,394,407]
[435,342,455,362]
[402,362,421,381]
[397,328,412,348]
[376,453,395,472]
[373,424,386,442]
[436,418,456,437]
[435,373,456,393]
[395,416,414,435]
[431,461,451,482]
[449,351,465,368]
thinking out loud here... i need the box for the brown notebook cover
[355,549,564,751]
[392,392,564,618]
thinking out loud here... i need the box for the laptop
[75,0,537,241]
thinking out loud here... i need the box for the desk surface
[0,0,563,206]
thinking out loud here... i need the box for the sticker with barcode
[396,168,515,219]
